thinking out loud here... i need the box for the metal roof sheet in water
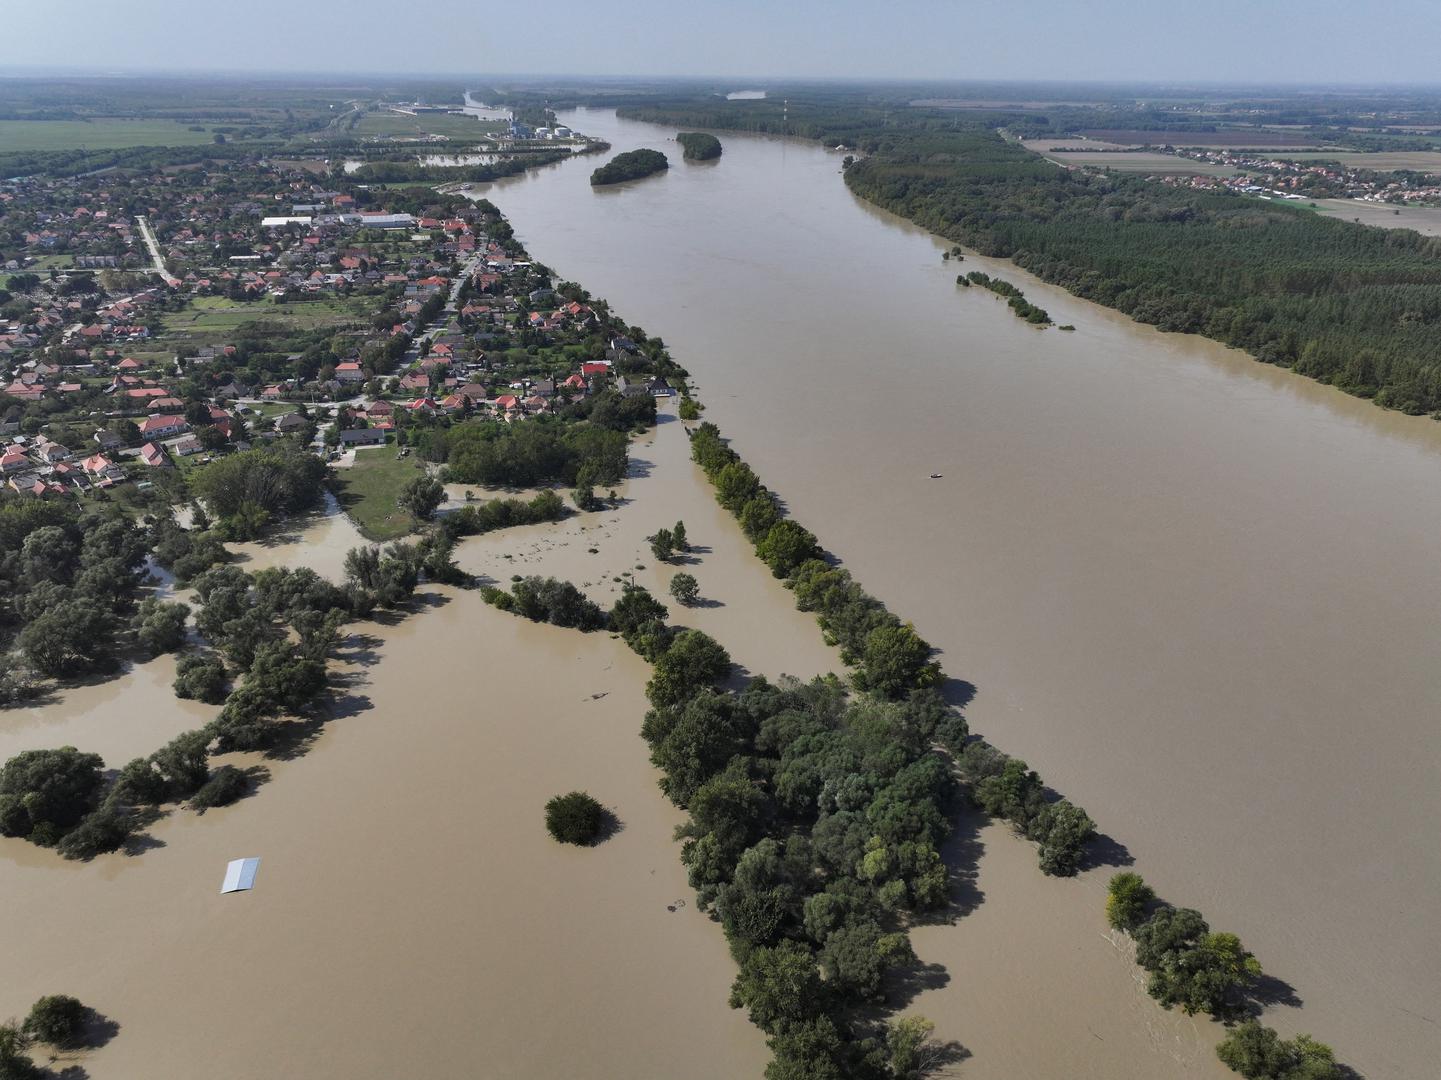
[220,857,260,894]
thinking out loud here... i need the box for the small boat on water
[929,473,943,479]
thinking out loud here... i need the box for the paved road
[447,251,485,310]
[134,215,169,281]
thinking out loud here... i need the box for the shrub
[0,747,105,843]
[22,995,87,1047]
[508,577,606,630]
[131,599,191,656]
[755,520,821,578]
[1106,871,1156,931]
[544,791,605,845]
[646,629,731,710]
[55,806,132,860]
[0,1022,39,1080]
[668,572,700,606]
[173,653,228,704]
[191,765,248,811]
[1216,1021,1341,1080]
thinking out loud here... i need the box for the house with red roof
[138,415,190,439]
[0,447,31,474]
[140,442,170,467]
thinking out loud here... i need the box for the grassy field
[1022,142,1238,175]
[350,111,502,141]
[1274,151,1441,173]
[160,295,369,338]
[1076,128,1327,148]
[1311,199,1441,235]
[330,449,426,541]
[243,401,301,419]
[0,119,225,151]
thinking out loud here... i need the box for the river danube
[475,107,1441,1080]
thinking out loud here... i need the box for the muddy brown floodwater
[1,402,1233,1078]
[466,108,1441,1079]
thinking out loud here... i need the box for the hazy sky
[4,0,1440,84]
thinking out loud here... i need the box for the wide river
[474,108,1441,1079]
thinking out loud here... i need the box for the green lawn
[0,119,225,151]
[160,296,369,337]
[330,449,427,541]
[245,401,300,419]
[350,111,501,141]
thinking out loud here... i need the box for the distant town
[0,127,678,507]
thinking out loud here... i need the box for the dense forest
[676,131,722,161]
[616,98,1441,417]
[590,148,669,186]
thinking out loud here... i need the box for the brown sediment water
[2,402,1228,1078]
[0,596,767,1078]
[0,651,214,768]
[0,416,788,1077]
[464,107,1441,1079]
[226,489,369,581]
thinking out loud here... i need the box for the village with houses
[0,150,681,516]
[1145,146,1441,204]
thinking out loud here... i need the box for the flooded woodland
[2,109,1438,1079]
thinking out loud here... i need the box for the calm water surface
[474,107,1441,1079]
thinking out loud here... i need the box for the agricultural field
[0,118,226,151]
[348,111,503,141]
[329,448,427,541]
[1310,198,1441,234]
[1076,128,1328,147]
[1275,151,1441,173]
[1022,141,1238,175]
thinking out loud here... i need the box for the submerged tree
[669,572,700,606]
[544,791,606,845]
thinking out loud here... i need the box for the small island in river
[676,131,722,160]
[590,147,669,185]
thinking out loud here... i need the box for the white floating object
[221,857,260,894]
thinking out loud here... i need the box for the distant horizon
[5,67,1441,95]
[5,0,1441,85]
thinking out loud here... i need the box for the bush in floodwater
[23,995,88,1048]
[1215,1021,1342,1080]
[173,653,228,704]
[545,791,605,845]
[191,765,248,812]
[1106,871,1156,931]
[0,1022,40,1079]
